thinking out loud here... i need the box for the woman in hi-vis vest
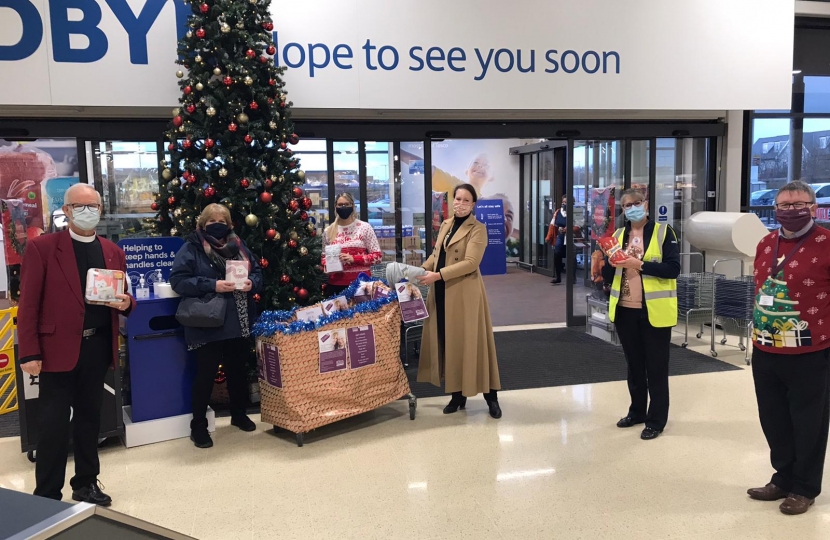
[600,189,680,440]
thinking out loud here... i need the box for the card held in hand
[85,268,125,305]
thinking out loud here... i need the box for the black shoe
[231,415,257,432]
[443,395,467,414]
[551,278,561,285]
[641,427,662,440]
[190,419,213,448]
[616,416,644,428]
[72,481,112,507]
[486,400,502,419]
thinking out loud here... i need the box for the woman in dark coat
[170,203,263,448]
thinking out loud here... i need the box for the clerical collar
[780,220,814,240]
[69,229,97,243]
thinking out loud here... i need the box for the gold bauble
[171,227,178,236]
[213,67,222,76]
[206,151,215,160]
[161,168,173,181]
[307,223,315,232]
[279,175,285,183]
[280,93,287,101]
[245,214,259,227]
[219,167,228,177]
[297,170,306,181]
[260,165,268,172]
[176,70,184,78]
[206,106,216,116]
[178,126,185,132]
[186,31,193,39]
[289,231,298,240]
[244,76,253,86]
[195,82,204,91]
[299,247,308,256]
[171,179,180,187]
[220,23,231,33]
[237,113,249,124]
[194,55,202,63]
[174,208,183,217]
[269,121,277,130]
[273,231,281,241]
[172,107,181,116]
[236,21,245,29]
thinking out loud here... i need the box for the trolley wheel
[711,350,718,358]
[681,342,688,348]
[696,332,703,339]
[739,344,747,352]
[27,450,36,463]
[720,338,728,345]
[296,433,304,447]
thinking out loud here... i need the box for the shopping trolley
[677,253,720,348]
[710,258,754,364]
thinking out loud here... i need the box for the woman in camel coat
[416,183,502,418]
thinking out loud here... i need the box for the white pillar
[723,110,744,212]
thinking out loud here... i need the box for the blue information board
[117,237,185,289]
[475,199,507,276]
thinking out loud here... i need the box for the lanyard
[772,224,816,276]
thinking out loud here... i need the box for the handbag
[175,293,227,328]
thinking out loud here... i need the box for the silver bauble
[219,167,228,177]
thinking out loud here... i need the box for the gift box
[598,236,626,264]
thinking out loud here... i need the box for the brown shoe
[747,483,788,501]
[779,494,815,515]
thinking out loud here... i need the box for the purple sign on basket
[319,329,348,373]
[262,343,282,388]
[396,281,429,323]
[347,325,377,369]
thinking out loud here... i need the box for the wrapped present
[781,319,812,348]
[753,328,774,347]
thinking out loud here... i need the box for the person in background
[545,195,581,285]
[170,203,263,449]
[417,183,503,419]
[18,184,135,506]
[322,193,382,295]
[747,181,830,516]
[601,188,679,441]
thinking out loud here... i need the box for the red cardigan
[17,231,135,372]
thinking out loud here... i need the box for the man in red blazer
[18,183,135,506]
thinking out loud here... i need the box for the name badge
[759,295,774,307]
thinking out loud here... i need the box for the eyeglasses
[69,204,101,212]
[775,202,813,210]
[622,201,644,210]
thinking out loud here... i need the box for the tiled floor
[1,336,829,539]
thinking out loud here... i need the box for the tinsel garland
[253,273,398,337]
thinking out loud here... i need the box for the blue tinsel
[252,273,398,337]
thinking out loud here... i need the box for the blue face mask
[624,205,647,223]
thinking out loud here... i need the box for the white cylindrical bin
[684,212,770,276]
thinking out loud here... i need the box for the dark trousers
[752,347,830,499]
[34,332,110,500]
[613,306,672,431]
[553,245,565,280]
[192,338,250,423]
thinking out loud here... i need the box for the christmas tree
[754,275,800,332]
[149,0,324,310]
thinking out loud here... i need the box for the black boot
[484,390,502,419]
[190,418,213,448]
[443,392,467,414]
[231,414,256,432]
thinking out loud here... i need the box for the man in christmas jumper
[748,181,830,515]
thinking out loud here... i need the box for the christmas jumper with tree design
[753,225,830,354]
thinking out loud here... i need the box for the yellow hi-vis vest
[608,224,678,328]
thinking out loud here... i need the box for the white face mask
[70,207,101,231]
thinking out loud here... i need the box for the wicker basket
[258,301,410,434]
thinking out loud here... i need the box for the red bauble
[244,134,253,144]
[259,56,268,64]
[289,161,297,169]
[280,101,286,108]
[204,187,215,197]
[280,142,287,150]
[321,283,326,291]
[288,240,297,249]
[253,294,261,303]
[223,76,233,87]
[288,200,299,212]
[205,138,215,148]
[310,229,317,237]
[183,86,192,95]
[280,274,290,284]
[266,228,276,239]
[260,258,269,269]
[289,133,299,145]
[151,202,159,211]
[300,211,308,221]
[187,174,197,184]
[228,122,238,132]
[260,192,272,203]
[249,101,259,110]
[245,49,256,59]
[301,197,312,210]
[297,288,308,301]
[267,45,276,55]
[168,143,175,151]
[183,139,192,149]
[293,286,299,293]
[268,79,276,86]
[199,3,209,13]
[172,115,183,127]
[292,186,303,198]
[186,104,196,114]
[240,178,249,188]
[195,28,206,39]
[264,179,273,189]
[168,196,176,205]
[263,22,274,31]
[267,98,274,105]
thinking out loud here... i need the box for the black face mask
[205,223,230,239]
[336,206,354,220]
[561,204,566,211]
